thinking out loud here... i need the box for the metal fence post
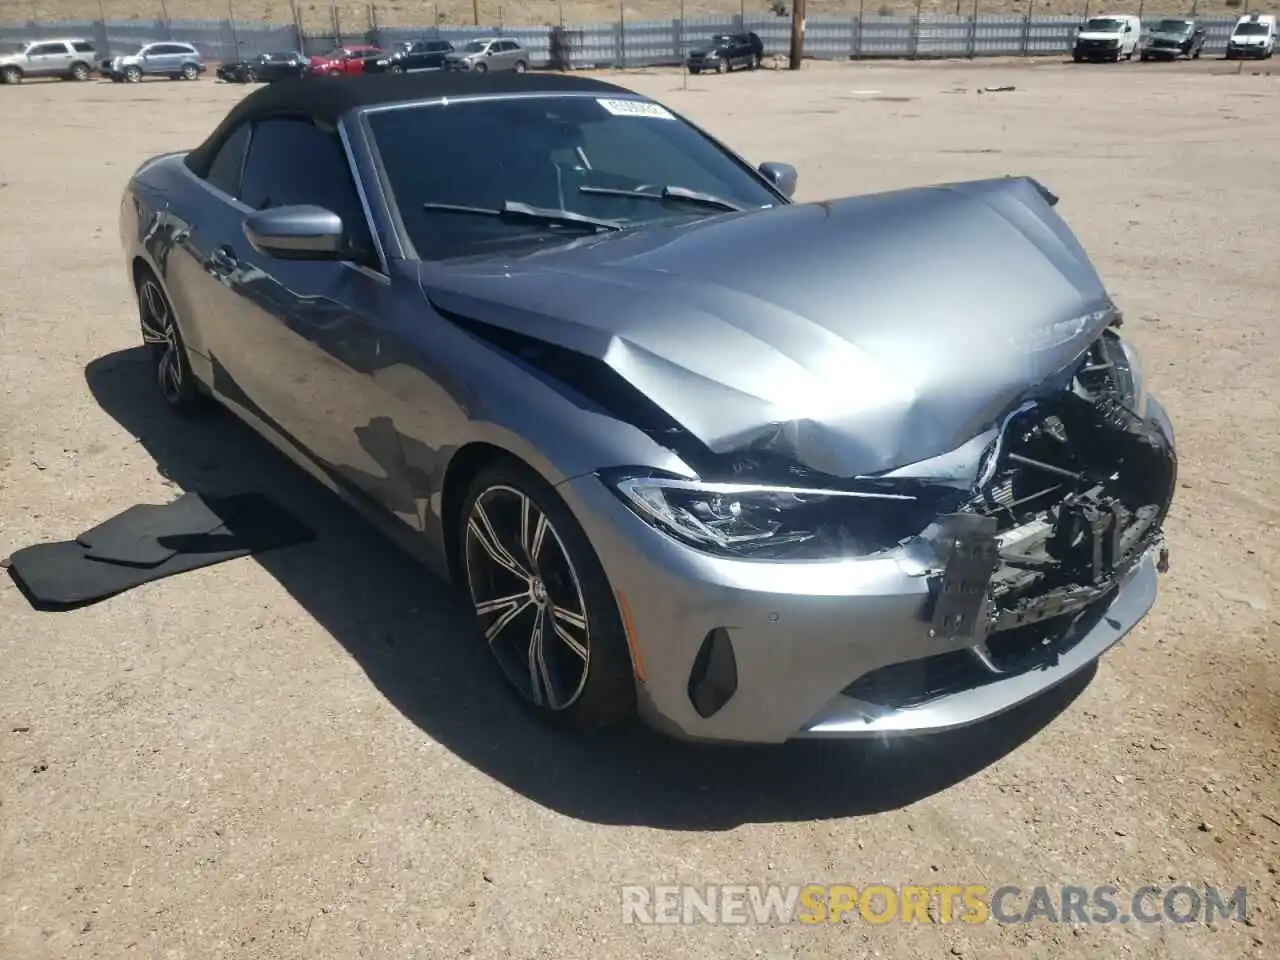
[617,0,625,68]
[854,0,864,59]
[1020,2,1031,55]
[911,0,922,59]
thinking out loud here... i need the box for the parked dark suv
[365,39,455,74]
[686,32,764,74]
[1140,18,1206,61]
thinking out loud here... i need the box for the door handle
[205,245,238,278]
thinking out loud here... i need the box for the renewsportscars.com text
[620,884,1248,926]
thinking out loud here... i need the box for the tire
[1,65,22,84]
[123,65,142,83]
[244,68,257,82]
[137,271,203,414]
[473,62,487,73]
[457,459,637,731]
[513,60,527,73]
[716,58,728,74]
[180,63,198,80]
[70,61,91,81]
[749,53,761,69]
[689,66,700,74]
[389,64,405,74]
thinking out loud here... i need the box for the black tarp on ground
[5,492,315,611]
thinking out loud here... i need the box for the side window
[204,122,251,197]
[239,118,375,257]
[30,43,68,56]
[73,41,95,54]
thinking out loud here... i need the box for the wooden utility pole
[788,0,806,70]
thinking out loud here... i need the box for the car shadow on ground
[85,346,1094,830]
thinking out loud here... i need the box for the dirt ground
[0,55,1277,960]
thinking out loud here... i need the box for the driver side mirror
[243,205,348,260]
[758,161,798,199]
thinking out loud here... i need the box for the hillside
[12,0,1237,30]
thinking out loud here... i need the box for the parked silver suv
[103,41,205,83]
[0,38,97,84]
[442,37,528,73]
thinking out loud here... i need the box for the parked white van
[1072,14,1143,62]
[1226,12,1276,59]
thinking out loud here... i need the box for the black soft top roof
[185,71,627,178]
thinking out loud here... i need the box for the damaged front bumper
[556,392,1176,745]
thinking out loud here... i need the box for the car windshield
[368,95,781,261]
[1235,22,1269,35]
[1083,18,1124,32]
[461,41,488,53]
[1155,20,1191,33]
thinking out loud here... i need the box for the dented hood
[417,176,1115,478]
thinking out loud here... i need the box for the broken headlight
[1117,336,1148,418]
[600,471,925,560]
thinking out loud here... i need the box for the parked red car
[307,45,382,77]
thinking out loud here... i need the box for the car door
[141,43,171,75]
[426,41,451,69]
[191,116,405,510]
[728,35,746,66]
[25,42,68,77]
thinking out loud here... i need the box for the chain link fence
[0,1,1255,64]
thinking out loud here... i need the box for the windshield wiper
[578,184,744,213]
[422,201,622,232]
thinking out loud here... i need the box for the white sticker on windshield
[596,98,676,120]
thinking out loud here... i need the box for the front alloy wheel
[123,65,142,82]
[138,274,201,412]
[459,463,636,729]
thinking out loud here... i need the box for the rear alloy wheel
[244,67,257,82]
[70,61,91,81]
[513,60,527,73]
[459,463,637,730]
[138,274,202,413]
[2,66,22,84]
[180,63,198,80]
[123,65,142,82]
[473,62,488,73]
[389,64,405,73]
[716,58,728,74]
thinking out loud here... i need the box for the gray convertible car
[119,72,1176,744]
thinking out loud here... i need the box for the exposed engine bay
[451,311,1176,662]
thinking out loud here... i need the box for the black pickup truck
[686,32,764,74]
